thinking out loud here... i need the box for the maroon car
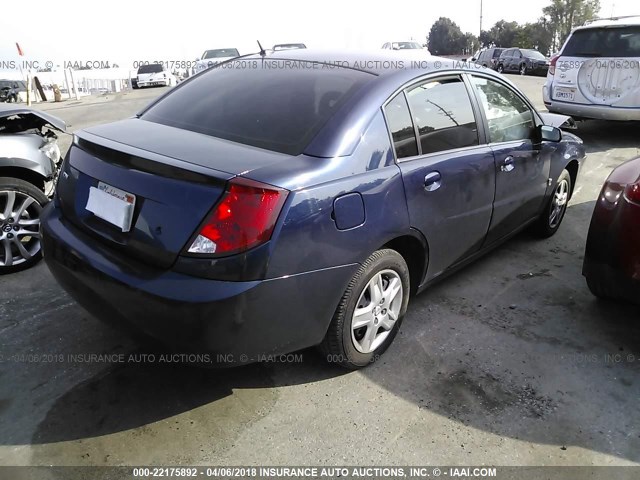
[584,156,640,303]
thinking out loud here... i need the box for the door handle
[501,156,515,172]
[424,171,442,191]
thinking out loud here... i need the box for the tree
[543,0,600,49]
[427,17,477,55]
[486,20,521,47]
[515,19,555,55]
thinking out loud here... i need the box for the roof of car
[577,15,640,29]
[242,48,502,78]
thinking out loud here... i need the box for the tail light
[624,181,640,206]
[549,55,560,76]
[187,178,288,256]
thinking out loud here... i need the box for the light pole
[480,0,483,36]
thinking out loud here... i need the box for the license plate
[554,86,576,101]
[85,182,136,232]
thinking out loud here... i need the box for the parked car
[583,156,640,303]
[41,51,585,368]
[474,48,505,70]
[193,48,240,75]
[273,43,307,51]
[382,41,424,50]
[0,105,66,273]
[496,48,550,75]
[543,16,640,121]
[136,63,173,88]
[0,80,20,103]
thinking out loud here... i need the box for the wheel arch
[565,159,580,199]
[0,166,46,192]
[381,230,429,295]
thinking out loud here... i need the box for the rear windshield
[138,64,164,74]
[563,26,640,57]
[273,44,306,50]
[203,49,240,59]
[522,49,546,60]
[392,42,422,50]
[141,61,372,155]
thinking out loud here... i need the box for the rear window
[563,26,640,57]
[141,61,372,155]
[492,49,504,58]
[522,49,545,60]
[138,64,164,74]
[392,42,422,50]
[203,49,240,59]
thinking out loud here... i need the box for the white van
[543,16,640,121]
[136,63,173,88]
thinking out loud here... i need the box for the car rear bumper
[137,81,168,87]
[41,204,357,365]
[545,98,640,121]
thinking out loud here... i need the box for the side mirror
[539,125,562,142]
[471,57,477,61]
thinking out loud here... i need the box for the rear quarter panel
[259,111,412,278]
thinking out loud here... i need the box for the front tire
[532,169,571,238]
[320,249,410,369]
[0,177,48,274]
[497,64,504,73]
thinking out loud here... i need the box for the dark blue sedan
[41,50,585,369]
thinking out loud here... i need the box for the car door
[511,50,523,71]
[468,75,551,246]
[385,75,496,280]
[499,50,511,70]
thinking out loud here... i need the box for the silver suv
[543,16,640,121]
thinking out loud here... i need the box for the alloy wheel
[351,269,403,354]
[0,190,42,268]
[549,179,569,229]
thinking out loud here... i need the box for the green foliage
[427,17,479,55]
[476,0,599,55]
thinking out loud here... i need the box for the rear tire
[0,177,48,274]
[497,64,504,73]
[320,249,410,369]
[532,169,571,238]
[585,275,614,300]
[520,64,527,75]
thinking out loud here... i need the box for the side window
[514,50,522,58]
[405,77,479,155]
[384,93,418,159]
[471,76,536,143]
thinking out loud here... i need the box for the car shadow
[574,120,640,156]
[22,349,342,446]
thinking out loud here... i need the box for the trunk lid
[56,120,289,269]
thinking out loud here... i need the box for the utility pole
[480,0,484,36]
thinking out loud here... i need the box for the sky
[0,0,637,71]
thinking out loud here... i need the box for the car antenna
[257,40,266,56]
